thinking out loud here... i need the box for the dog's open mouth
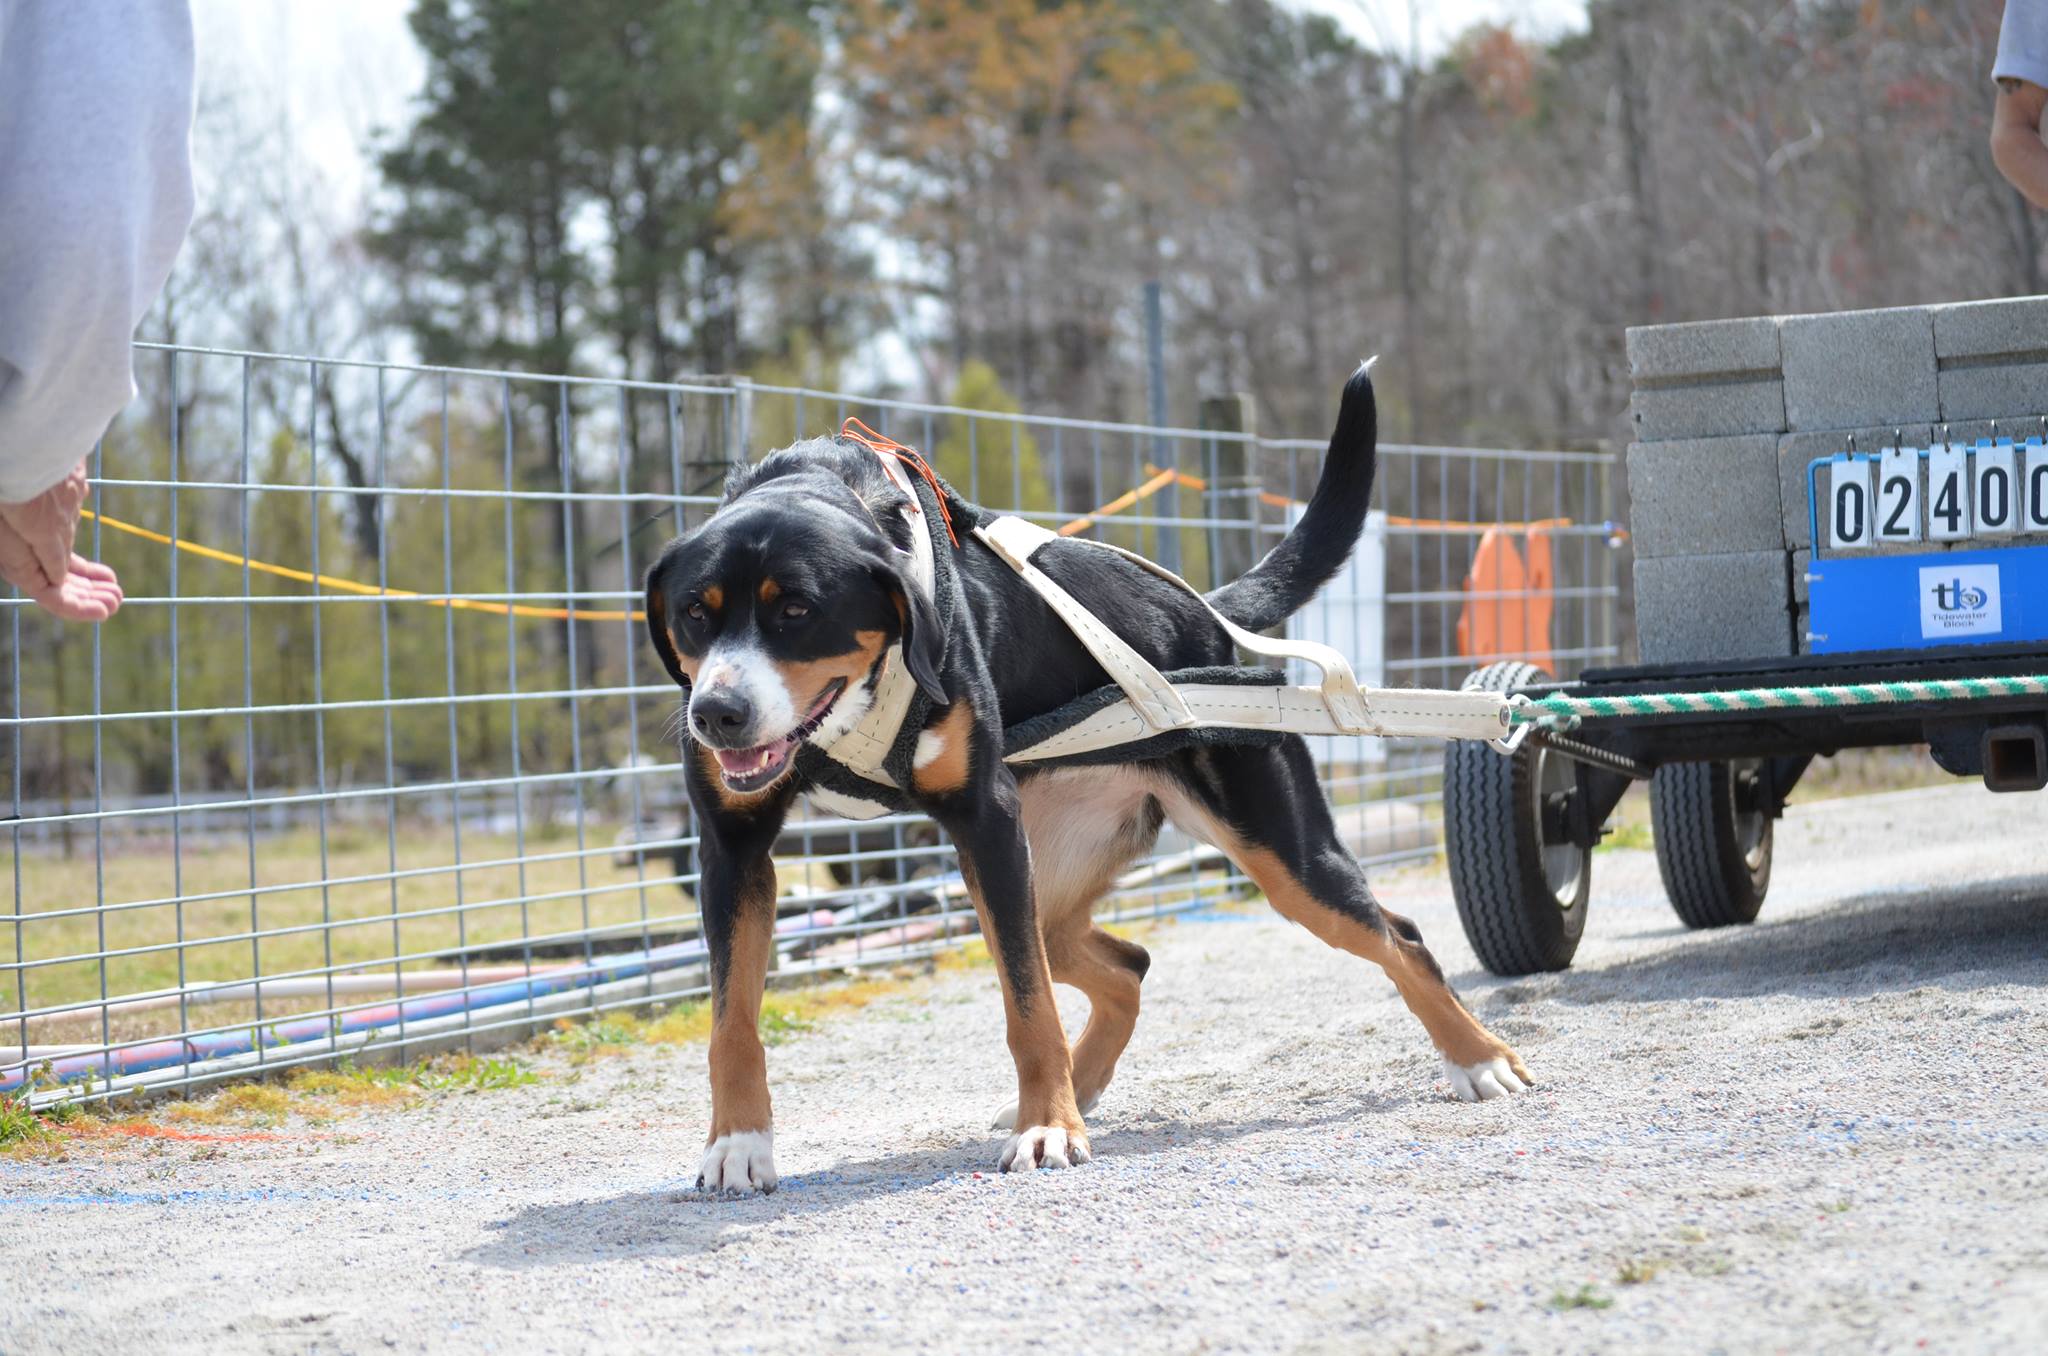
[712,680,846,793]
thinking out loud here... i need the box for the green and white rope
[1509,673,2048,732]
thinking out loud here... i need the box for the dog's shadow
[463,1098,1388,1269]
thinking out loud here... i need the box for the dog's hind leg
[1045,921,1149,1116]
[1158,740,1532,1101]
[992,769,1162,1128]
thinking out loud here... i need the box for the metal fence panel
[2,344,1620,1105]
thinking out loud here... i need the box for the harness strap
[975,514,1514,755]
[975,516,1195,732]
[808,441,940,788]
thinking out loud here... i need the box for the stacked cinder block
[1626,298,2048,663]
[1625,315,1798,663]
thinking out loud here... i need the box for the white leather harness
[974,516,1516,760]
[805,450,941,792]
[803,442,1519,810]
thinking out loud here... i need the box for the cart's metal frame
[1511,639,2048,854]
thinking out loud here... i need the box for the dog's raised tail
[1204,360,1378,633]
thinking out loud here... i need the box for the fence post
[1200,392,1258,589]
[730,376,755,468]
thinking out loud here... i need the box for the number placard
[1876,446,1920,542]
[1975,441,2018,538]
[1829,457,1873,550]
[1927,444,1971,541]
[2026,440,2048,534]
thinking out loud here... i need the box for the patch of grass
[934,938,993,972]
[163,1083,293,1126]
[1547,1284,1614,1312]
[0,1092,59,1155]
[1676,1225,1709,1244]
[5,826,701,1024]
[291,1054,537,1106]
[641,1000,712,1045]
[1616,1258,1659,1286]
[1597,820,1654,852]
[1820,1198,1854,1214]
[547,1016,649,1061]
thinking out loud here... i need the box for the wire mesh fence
[1,343,1622,1106]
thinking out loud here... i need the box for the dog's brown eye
[781,600,811,621]
[685,600,709,622]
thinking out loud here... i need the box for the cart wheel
[1444,661,1590,976]
[1649,759,1771,928]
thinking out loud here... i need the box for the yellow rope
[79,509,642,622]
[80,453,1610,626]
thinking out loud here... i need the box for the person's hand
[0,462,124,622]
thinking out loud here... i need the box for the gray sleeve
[0,0,196,502]
[1996,0,2048,90]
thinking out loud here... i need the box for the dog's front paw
[1442,1052,1532,1102]
[696,1130,777,1194]
[999,1124,1091,1172]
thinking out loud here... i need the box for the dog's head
[645,441,946,796]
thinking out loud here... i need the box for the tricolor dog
[644,366,1532,1193]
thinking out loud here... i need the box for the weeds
[1547,1284,1614,1312]
[1616,1258,1659,1285]
[163,1084,292,1126]
[292,1055,536,1104]
[0,1092,57,1154]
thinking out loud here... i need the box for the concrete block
[1626,316,1782,381]
[1933,299,2048,422]
[1625,435,1783,556]
[1932,295,2048,359]
[1626,315,1785,442]
[1937,363,2048,424]
[1791,548,1811,606]
[1629,379,1787,443]
[1779,306,1938,432]
[1633,551,1793,664]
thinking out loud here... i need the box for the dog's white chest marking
[803,785,895,821]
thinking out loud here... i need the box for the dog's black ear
[643,560,691,691]
[875,558,947,705]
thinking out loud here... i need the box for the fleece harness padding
[794,428,1516,819]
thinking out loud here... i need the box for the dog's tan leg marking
[701,875,778,1192]
[1008,768,1160,1123]
[958,854,1088,1168]
[1163,791,1528,1084]
[1044,918,1146,1111]
[910,701,975,796]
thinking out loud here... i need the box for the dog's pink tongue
[714,745,774,775]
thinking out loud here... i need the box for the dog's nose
[691,688,753,743]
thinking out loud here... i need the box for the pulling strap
[974,516,1515,761]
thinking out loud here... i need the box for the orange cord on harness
[837,417,961,547]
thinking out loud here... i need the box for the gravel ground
[6,781,2047,1355]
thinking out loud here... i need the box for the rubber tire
[1444,661,1590,976]
[1649,760,1771,929]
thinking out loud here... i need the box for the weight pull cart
[1443,422,2048,976]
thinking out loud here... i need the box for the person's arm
[1992,79,2048,211]
[0,1,194,621]
[0,0,196,504]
